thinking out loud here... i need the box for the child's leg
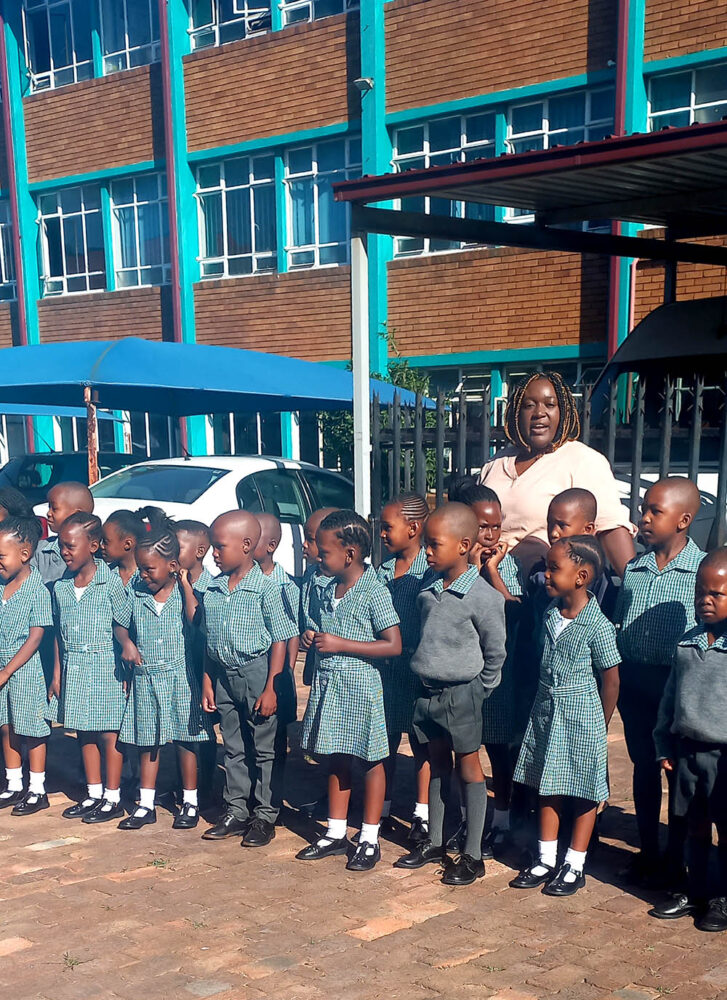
[26,737,47,796]
[383,733,401,818]
[535,794,562,872]
[486,742,519,832]
[100,732,124,800]
[327,754,352,822]
[138,748,160,810]
[79,732,104,799]
[558,797,599,879]
[363,760,386,827]
[457,749,487,859]
[428,738,453,849]
[413,733,430,819]
[177,742,198,805]
[0,724,24,799]
[687,810,713,904]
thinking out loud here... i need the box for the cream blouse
[480,440,636,548]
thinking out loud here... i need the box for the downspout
[606,0,631,359]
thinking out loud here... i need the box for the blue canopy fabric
[0,339,431,416]
[0,403,119,421]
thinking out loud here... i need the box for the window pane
[85,212,105,276]
[650,72,691,112]
[83,185,100,211]
[27,10,52,74]
[101,0,126,53]
[465,113,495,144]
[549,92,585,130]
[115,206,138,268]
[429,117,461,152]
[695,64,727,106]
[137,203,162,265]
[127,0,153,47]
[112,178,135,204]
[200,192,224,257]
[136,174,159,203]
[190,0,214,28]
[198,164,220,189]
[396,126,424,156]
[317,140,344,173]
[60,187,81,214]
[225,187,252,255]
[73,0,93,62]
[317,177,346,246]
[253,185,276,252]
[252,156,274,181]
[651,110,690,128]
[289,178,314,246]
[511,103,543,134]
[44,217,64,277]
[225,158,249,188]
[288,148,312,175]
[63,216,84,275]
[695,103,727,123]
[590,88,615,121]
[49,5,72,69]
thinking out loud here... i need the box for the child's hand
[201,673,217,713]
[0,667,9,689]
[468,542,486,569]
[178,567,190,586]
[661,758,675,772]
[254,686,277,718]
[313,632,343,654]
[487,541,508,569]
[300,629,316,650]
[121,641,142,669]
[47,675,60,700]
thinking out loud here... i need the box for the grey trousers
[213,655,278,824]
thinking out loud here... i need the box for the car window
[303,469,354,510]
[250,470,308,524]
[92,465,228,503]
[236,475,263,513]
[15,459,58,492]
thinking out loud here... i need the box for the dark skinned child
[34,482,94,585]
[299,506,339,686]
[101,509,145,591]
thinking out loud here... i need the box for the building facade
[0,0,725,463]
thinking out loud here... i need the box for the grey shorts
[412,676,485,755]
[674,737,727,825]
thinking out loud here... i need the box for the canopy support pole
[84,386,99,486]
[351,233,371,518]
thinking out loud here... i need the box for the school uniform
[299,564,329,686]
[481,553,525,746]
[514,596,620,802]
[203,563,297,823]
[376,547,431,738]
[48,559,131,733]
[0,569,52,739]
[32,536,66,586]
[120,581,210,747]
[267,561,300,726]
[300,566,399,762]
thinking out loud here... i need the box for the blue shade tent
[0,338,430,415]
[0,404,120,421]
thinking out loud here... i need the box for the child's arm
[483,544,521,603]
[178,568,200,624]
[0,626,46,689]
[49,634,62,700]
[114,624,141,668]
[599,665,620,727]
[654,661,678,768]
[201,651,217,713]
[287,635,300,674]
[313,625,402,660]
[255,640,286,717]
[474,591,507,696]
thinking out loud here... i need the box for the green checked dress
[48,559,131,733]
[514,596,620,802]
[481,552,526,746]
[300,566,400,762]
[0,568,53,739]
[120,581,210,747]
[376,548,431,737]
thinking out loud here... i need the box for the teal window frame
[22,0,93,92]
[281,0,359,27]
[647,62,727,130]
[37,183,107,296]
[109,172,171,288]
[188,0,272,50]
[0,203,17,302]
[98,0,161,75]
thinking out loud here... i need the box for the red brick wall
[184,15,360,152]
[0,303,16,348]
[644,0,727,62]
[25,66,165,184]
[633,233,727,326]
[194,270,351,361]
[388,248,609,356]
[38,287,169,343]
[386,0,618,114]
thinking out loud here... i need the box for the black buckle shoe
[118,807,157,830]
[649,892,698,920]
[201,812,249,840]
[242,817,275,847]
[542,862,586,896]
[510,862,556,889]
[296,836,350,860]
[346,841,381,872]
[393,840,446,869]
[696,897,727,933]
[0,789,25,810]
[481,827,509,860]
[83,799,125,824]
[62,797,101,820]
[441,853,485,886]
[11,791,49,816]
[172,803,200,830]
[446,821,466,853]
[408,815,429,844]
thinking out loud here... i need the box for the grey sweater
[654,625,727,759]
[410,566,506,690]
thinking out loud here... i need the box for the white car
[36,456,353,578]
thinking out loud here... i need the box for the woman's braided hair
[504,372,581,452]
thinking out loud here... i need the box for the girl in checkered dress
[48,512,132,824]
[376,493,432,844]
[101,509,145,592]
[0,516,53,816]
[297,510,402,873]
[511,536,620,897]
[118,515,210,831]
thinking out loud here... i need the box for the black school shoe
[649,892,700,920]
[83,799,125,824]
[202,812,250,840]
[62,797,101,820]
[11,791,49,816]
[393,840,446,869]
[442,854,485,886]
[346,841,381,872]
[118,807,157,830]
[408,816,429,844]
[542,862,586,896]
[172,803,200,830]
[242,818,275,847]
[696,897,727,933]
[481,827,510,861]
[0,789,25,810]
[296,836,350,860]
[510,862,556,889]
[446,821,466,853]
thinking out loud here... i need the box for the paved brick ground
[1,682,727,1000]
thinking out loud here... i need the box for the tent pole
[84,386,99,486]
[351,233,371,517]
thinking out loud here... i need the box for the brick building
[0,0,725,461]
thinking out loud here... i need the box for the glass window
[281,0,358,26]
[236,475,263,512]
[39,185,106,296]
[92,463,229,502]
[196,155,276,278]
[0,203,16,302]
[250,469,308,523]
[189,0,271,50]
[392,112,496,255]
[100,0,160,75]
[285,138,361,268]
[303,468,353,509]
[110,173,170,287]
[649,63,727,129]
[22,0,93,92]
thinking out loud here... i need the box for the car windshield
[92,465,228,504]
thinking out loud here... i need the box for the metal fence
[371,371,727,562]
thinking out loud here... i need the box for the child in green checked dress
[510,536,620,896]
[101,509,145,591]
[297,510,402,873]
[377,493,432,844]
[0,516,53,816]
[48,513,132,824]
[118,516,210,831]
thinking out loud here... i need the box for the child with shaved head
[34,482,94,585]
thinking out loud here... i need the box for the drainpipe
[606,0,631,359]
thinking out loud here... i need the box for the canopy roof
[0,338,430,415]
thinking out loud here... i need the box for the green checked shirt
[267,561,301,635]
[615,537,705,667]
[299,564,330,633]
[203,562,297,669]
[376,547,433,652]
[129,580,188,669]
[53,558,132,648]
[316,565,400,672]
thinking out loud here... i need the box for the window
[100,0,160,74]
[110,174,170,287]
[189,0,271,49]
[236,475,263,512]
[285,137,361,268]
[303,468,353,509]
[392,112,497,255]
[281,0,358,26]
[649,64,727,129]
[196,155,276,278]
[39,185,106,296]
[0,203,16,302]
[249,469,308,523]
[92,464,229,502]
[23,0,93,92]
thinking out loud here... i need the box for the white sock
[360,822,380,846]
[492,808,510,831]
[529,839,558,876]
[104,787,121,805]
[138,788,155,811]
[88,783,103,801]
[413,802,429,822]
[183,789,198,808]
[564,847,587,881]
[322,817,347,842]
[380,799,391,818]
[4,767,23,793]
[28,771,45,795]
